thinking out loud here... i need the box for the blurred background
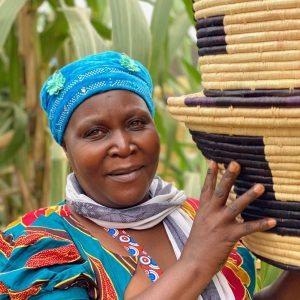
[0,0,280,290]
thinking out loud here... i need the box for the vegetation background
[0,0,281,291]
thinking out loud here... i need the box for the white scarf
[66,173,234,300]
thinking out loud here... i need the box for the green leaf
[259,262,282,289]
[59,0,108,58]
[87,0,108,22]
[8,26,23,103]
[0,110,12,134]
[40,11,69,62]
[109,0,151,67]
[0,103,27,166]
[181,57,201,91]
[92,20,111,40]
[182,0,195,24]
[154,100,167,143]
[0,0,28,53]
[149,0,174,82]
[183,172,201,199]
[50,143,68,204]
[168,11,191,61]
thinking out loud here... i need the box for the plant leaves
[0,0,28,53]
[149,0,174,82]
[168,11,191,61]
[0,103,27,166]
[182,0,195,24]
[259,262,282,289]
[59,0,108,58]
[40,11,69,62]
[109,0,151,67]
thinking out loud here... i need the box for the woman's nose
[107,130,137,157]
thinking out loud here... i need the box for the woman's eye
[129,119,145,129]
[84,128,106,138]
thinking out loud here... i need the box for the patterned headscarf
[40,51,154,144]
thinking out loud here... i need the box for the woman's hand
[131,160,277,300]
[181,160,277,279]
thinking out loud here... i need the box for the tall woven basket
[168,0,300,271]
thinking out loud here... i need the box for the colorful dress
[0,199,256,299]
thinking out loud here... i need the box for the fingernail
[267,218,277,227]
[254,184,264,193]
[229,161,240,172]
[209,160,216,168]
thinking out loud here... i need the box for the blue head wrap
[40,51,154,145]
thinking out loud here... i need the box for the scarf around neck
[65,173,234,300]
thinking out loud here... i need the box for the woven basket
[167,0,300,270]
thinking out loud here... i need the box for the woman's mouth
[107,166,144,183]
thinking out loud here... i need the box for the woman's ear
[61,140,69,160]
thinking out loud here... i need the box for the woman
[0,51,298,299]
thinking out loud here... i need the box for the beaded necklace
[104,228,162,282]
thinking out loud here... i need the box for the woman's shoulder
[0,203,134,299]
[0,202,93,299]
[4,202,70,237]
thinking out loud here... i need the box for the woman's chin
[93,192,150,209]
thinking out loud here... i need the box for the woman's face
[63,90,160,208]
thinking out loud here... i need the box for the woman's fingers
[212,161,240,207]
[227,183,277,237]
[237,218,277,238]
[199,160,218,206]
[225,183,265,218]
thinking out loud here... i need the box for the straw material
[272,192,300,202]
[242,213,300,230]
[242,232,300,267]
[191,134,300,155]
[251,199,300,211]
[201,61,300,73]
[203,80,300,90]
[175,113,300,127]
[167,97,300,117]
[198,147,300,164]
[246,235,300,254]
[203,88,300,98]
[168,105,300,118]
[197,21,300,38]
[198,31,300,49]
[243,237,300,257]
[188,124,300,137]
[193,0,254,10]
[244,231,300,245]
[225,30,300,45]
[203,71,300,82]
[168,112,300,128]
[223,20,300,35]
[265,137,300,146]
[186,96,300,108]
[223,8,300,26]
[222,41,300,55]
[199,50,300,64]
[194,0,300,20]
[240,174,300,185]
[219,166,300,198]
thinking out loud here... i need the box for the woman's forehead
[67,90,150,125]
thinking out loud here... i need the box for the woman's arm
[254,271,300,300]
[130,161,276,300]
